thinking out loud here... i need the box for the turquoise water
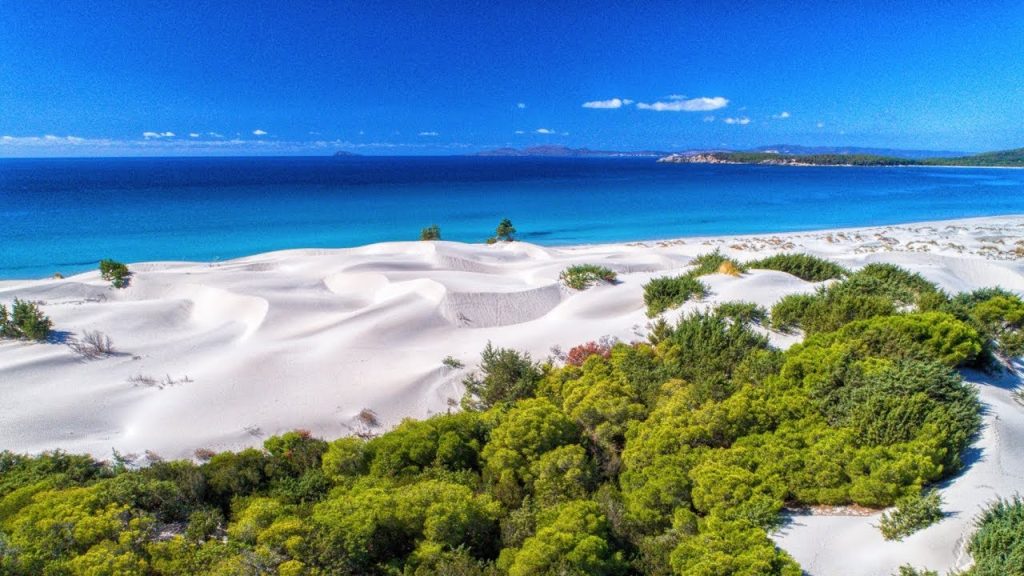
[2,156,1023,279]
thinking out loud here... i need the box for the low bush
[99,259,132,289]
[689,249,746,276]
[746,253,847,282]
[967,496,1024,576]
[559,264,617,290]
[879,489,944,540]
[643,275,708,317]
[0,299,53,342]
[419,224,442,241]
[715,301,768,325]
[461,342,542,409]
[565,340,614,366]
[770,288,897,335]
[841,263,941,307]
[441,355,464,369]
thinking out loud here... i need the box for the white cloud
[723,117,751,125]
[142,131,175,139]
[773,111,791,119]
[816,122,825,128]
[189,132,200,138]
[535,128,555,134]
[636,96,729,112]
[582,97,632,109]
[252,129,268,136]
[514,130,525,135]
[516,102,526,109]
[1,134,91,145]
[703,116,715,123]
[207,132,223,138]
[418,131,439,137]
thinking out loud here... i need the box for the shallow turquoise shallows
[2,156,1024,279]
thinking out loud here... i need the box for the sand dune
[2,215,1024,574]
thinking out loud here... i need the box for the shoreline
[4,213,1024,284]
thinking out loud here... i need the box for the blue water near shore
[2,156,1024,279]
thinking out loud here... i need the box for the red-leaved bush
[566,341,613,366]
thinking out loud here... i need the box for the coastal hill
[749,144,965,159]
[659,146,1024,167]
[477,145,669,157]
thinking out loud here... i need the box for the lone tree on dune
[99,259,132,289]
[495,218,516,242]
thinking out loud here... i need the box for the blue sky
[2,1,1023,156]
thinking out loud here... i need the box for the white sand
[2,215,1024,574]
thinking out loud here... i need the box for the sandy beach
[2,215,1024,574]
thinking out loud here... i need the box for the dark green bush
[841,262,942,307]
[495,218,516,242]
[715,301,768,326]
[99,258,132,288]
[462,342,542,410]
[769,293,817,332]
[746,253,847,282]
[559,264,617,290]
[420,224,442,241]
[0,299,53,342]
[878,489,944,540]
[643,275,708,316]
[967,496,1024,576]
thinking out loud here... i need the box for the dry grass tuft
[717,260,743,277]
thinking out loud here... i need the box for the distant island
[658,147,1024,168]
[332,150,362,157]
[477,145,670,157]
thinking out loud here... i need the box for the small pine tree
[495,218,516,242]
[99,259,132,289]
[1,300,53,342]
[420,224,442,241]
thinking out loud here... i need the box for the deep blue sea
[2,156,1024,279]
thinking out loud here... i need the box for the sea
[2,156,1024,279]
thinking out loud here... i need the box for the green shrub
[461,342,542,410]
[967,496,1024,576]
[746,253,847,282]
[878,489,944,540]
[769,293,817,332]
[420,224,442,241]
[559,264,617,290]
[643,275,709,316]
[842,263,941,307]
[99,259,132,289]
[715,301,768,326]
[0,299,53,342]
[689,249,746,276]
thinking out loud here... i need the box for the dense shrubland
[1,259,1023,575]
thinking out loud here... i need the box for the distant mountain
[332,150,361,157]
[476,145,669,157]
[658,147,1024,168]
[749,144,966,159]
